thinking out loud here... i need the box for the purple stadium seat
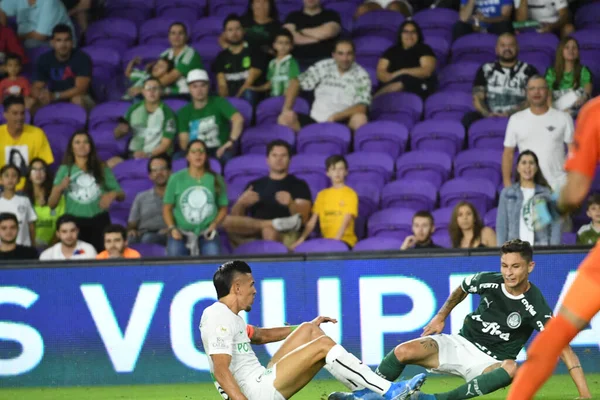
[224,154,269,187]
[122,45,165,70]
[95,134,129,162]
[370,92,423,129]
[129,243,166,257]
[454,149,503,187]
[570,30,600,63]
[355,36,394,70]
[381,179,438,211]
[413,8,459,39]
[82,46,121,78]
[162,98,188,112]
[192,16,225,42]
[303,175,329,201]
[451,33,497,64]
[297,123,351,156]
[346,151,395,189]
[226,181,246,207]
[289,154,329,196]
[191,38,222,68]
[432,230,452,248]
[517,32,559,62]
[46,132,69,167]
[438,62,480,93]
[156,0,207,18]
[105,0,153,26]
[520,53,550,76]
[241,125,296,155]
[25,46,50,66]
[410,120,466,157]
[424,91,475,121]
[211,2,246,17]
[353,237,403,252]
[278,3,298,21]
[226,97,252,128]
[113,159,149,181]
[34,103,86,131]
[256,96,310,126]
[363,66,379,91]
[140,18,191,47]
[353,10,404,40]
[348,181,381,218]
[432,207,454,232]
[562,232,577,245]
[354,121,409,159]
[395,150,452,189]
[575,3,600,30]
[86,18,138,52]
[172,157,222,175]
[368,207,414,238]
[324,3,355,32]
[468,117,509,149]
[0,106,31,124]
[89,101,131,132]
[440,178,497,216]
[233,240,289,255]
[484,207,497,230]
[42,123,76,143]
[294,238,349,253]
[424,36,450,68]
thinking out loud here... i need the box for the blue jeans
[166,233,222,257]
[129,231,167,246]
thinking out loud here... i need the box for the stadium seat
[140,18,192,46]
[346,151,395,190]
[410,120,466,158]
[192,17,225,42]
[112,159,149,181]
[454,149,504,187]
[348,181,381,218]
[432,230,452,248]
[86,18,138,52]
[224,154,269,187]
[162,98,188,113]
[424,36,450,68]
[395,150,452,189]
[89,101,132,132]
[191,37,222,68]
[353,237,403,252]
[370,92,423,129]
[413,8,459,39]
[241,125,296,155]
[82,46,121,81]
[575,2,600,30]
[297,123,351,156]
[432,207,454,232]
[105,0,154,26]
[367,207,414,239]
[353,10,404,40]
[256,96,310,126]
[129,243,166,257]
[226,97,253,128]
[438,62,480,93]
[211,2,245,17]
[156,0,207,19]
[484,207,498,230]
[571,30,600,63]
[355,36,394,70]
[381,179,438,211]
[517,32,559,62]
[294,238,350,253]
[34,103,87,131]
[451,33,497,64]
[122,45,165,70]
[233,240,289,255]
[520,52,551,76]
[354,121,409,159]
[424,91,475,121]
[226,181,246,207]
[562,232,577,245]
[468,117,509,149]
[439,178,497,216]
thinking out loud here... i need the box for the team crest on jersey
[506,312,522,329]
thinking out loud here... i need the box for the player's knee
[393,342,416,364]
[261,226,279,241]
[501,360,518,378]
[313,335,337,357]
[296,321,324,339]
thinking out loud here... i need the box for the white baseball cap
[187,69,210,84]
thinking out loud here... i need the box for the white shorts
[427,334,501,382]
[244,366,286,400]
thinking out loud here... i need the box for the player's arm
[559,346,592,399]
[211,354,248,400]
[422,285,468,336]
[248,324,295,345]
[558,171,592,214]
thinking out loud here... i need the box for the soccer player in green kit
[329,239,591,400]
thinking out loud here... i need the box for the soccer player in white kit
[200,260,427,400]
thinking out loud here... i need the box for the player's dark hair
[501,239,533,263]
[223,14,243,30]
[0,163,21,179]
[103,224,127,241]
[413,210,434,225]
[214,260,253,299]
[514,150,550,188]
[5,53,22,65]
[266,139,291,157]
[274,28,293,44]
[56,214,78,231]
[334,38,355,53]
[587,193,600,209]
[52,24,73,39]
[449,201,484,248]
[168,22,188,37]
[3,95,25,111]
[0,212,18,225]
[325,155,348,170]
[147,153,172,173]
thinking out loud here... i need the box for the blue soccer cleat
[328,388,382,399]
[383,373,428,400]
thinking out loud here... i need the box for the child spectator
[123,57,175,100]
[0,164,37,246]
[289,155,358,249]
[250,29,300,97]
[0,54,32,108]
[576,194,600,245]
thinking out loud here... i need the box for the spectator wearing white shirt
[39,214,96,260]
[515,0,574,38]
[0,164,36,246]
[502,75,574,191]
[278,39,371,132]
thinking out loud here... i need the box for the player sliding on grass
[330,240,591,400]
[200,260,426,400]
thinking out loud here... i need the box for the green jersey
[54,165,122,218]
[459,272,553,361]
[164,169,228,234]
[34,196,65,246]
[161,45,204,94]
[125,101,177,154]
[267,55,300,97]
[577,223,600,245]
[177,96,237,149]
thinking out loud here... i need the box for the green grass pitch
[2,374,599,399]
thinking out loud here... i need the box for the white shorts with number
[243,366,286,400]
[427,334,501,382]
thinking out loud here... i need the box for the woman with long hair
[48,131,124,252]
[496,150,560,246]
[163,140,228,257]
[449,201,496,248]
[23,158,65,247]
[375,20,437,99]
[545,37,593,117]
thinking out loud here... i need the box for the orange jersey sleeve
[565,97,600,179]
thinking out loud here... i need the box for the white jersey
[200,302,264,397]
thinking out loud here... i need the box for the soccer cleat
[327,389,382,399]
[408,391,436,400]
[272,213,302,232]
[384,373,427,400]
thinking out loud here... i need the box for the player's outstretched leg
[272,334,426,400]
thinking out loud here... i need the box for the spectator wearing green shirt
[177,69,244,165]
[250,29,300,97]
[577,194,600,245]
[123,57,174,100]
[23,158,65,247]
[163,140,228,257]
[48,131,124,252]
[109,77,178,168]
[159,22,204,95]
[545,37,593,118]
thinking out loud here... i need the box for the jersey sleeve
[289,58,301,80]
[177,107,190,134]
[216,175,229,208]
[103,167,122,192]
[177,49,204,76]
[162,106,178,140]
[217,97,237,120]
[312,191,323,214]
[461,272,497,294]
[299,62,323,91]
[531,296,554,332]
[53,165,67,185]
[37,130,55,165]
[545,67,556,91]
[163,175,176,205]
[503,115,518,148]
[347,189,359,218]
[581,66,592,87]
[25,198,37,223]
[353,71,372,106]
[201,314,235,356]
[473,66,486,88]
[563,112,575,144]
[564,99,600,179]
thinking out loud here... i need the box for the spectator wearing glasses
[0,212,38,260]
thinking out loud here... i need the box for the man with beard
[39,214,96,260]
[400,211,441,250]
[0,212,38,260]
[213,14,264,106]
[96,224,141,259]
[461,33,538,131]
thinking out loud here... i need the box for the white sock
[325,344,391,395]
[323,363,365,392]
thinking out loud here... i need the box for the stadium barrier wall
[1,248,599,387]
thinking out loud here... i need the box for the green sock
[435,368,512,400]
[374,349,406,381]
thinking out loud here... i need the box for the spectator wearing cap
[177,69,244,165]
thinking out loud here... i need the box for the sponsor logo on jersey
[506,312,522,329]
[471,314,511,341]
[479,283,499,289]
[521,298,537,316]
